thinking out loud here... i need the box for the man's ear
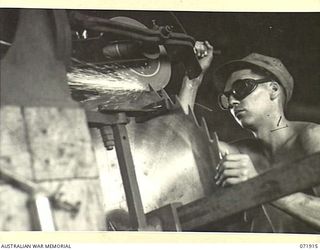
[269,81,281,100]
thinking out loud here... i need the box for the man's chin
[236,117,254,129]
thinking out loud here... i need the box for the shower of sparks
[67,65,148,93]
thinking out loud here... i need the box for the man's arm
[178,74,204,114]
[301,123,320,155]
[271,193,320,230]
[216,125,320,230]
[178,41,214,114]
[271,124,320,230]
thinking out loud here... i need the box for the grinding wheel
[69,16,171,94]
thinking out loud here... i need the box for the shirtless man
[179,41,320,233]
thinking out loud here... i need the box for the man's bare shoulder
[294,121,320,154]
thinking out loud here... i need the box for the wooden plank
[0,106,105,230]
[178,152,320,230]
[0,106,33,179]
[0,106,33,230]
[24,107,99,180]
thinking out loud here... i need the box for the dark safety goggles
[218,78,271,110]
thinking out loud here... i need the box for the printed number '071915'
[300,244,318,248]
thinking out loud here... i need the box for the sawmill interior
[0,9,319,232]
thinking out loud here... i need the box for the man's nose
[228,94,240,108]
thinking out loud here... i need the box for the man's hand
[194,41,214,74]
[215,153,258,187]
[178,40,214,114]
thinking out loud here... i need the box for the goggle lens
[218,78,270,110]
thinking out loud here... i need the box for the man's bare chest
[238,138,307,172]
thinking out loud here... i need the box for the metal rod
[0,168,56,231]
[0,167,39,194]
[111,120,148,230]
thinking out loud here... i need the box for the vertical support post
[101,113,147,230]
[28,193,56,231]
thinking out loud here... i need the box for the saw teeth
[198,119,221,164]
[171,96,200,127]
[159,88,175,110]
[148,84,162,99]
[187,105,200,127]
[160,88,174,105]
[200,117,213,142]
[173,95,187,111]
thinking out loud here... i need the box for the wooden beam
[178,152,320,230]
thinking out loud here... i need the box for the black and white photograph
[0,6,320,236]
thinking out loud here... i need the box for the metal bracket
[146,203,182,231]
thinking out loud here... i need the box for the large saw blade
[90,99,221,230]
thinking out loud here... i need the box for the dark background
[173,11,320,141]
[1,10,319,141]
[89,11,320,141]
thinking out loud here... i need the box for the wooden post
[0,106,105,230]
